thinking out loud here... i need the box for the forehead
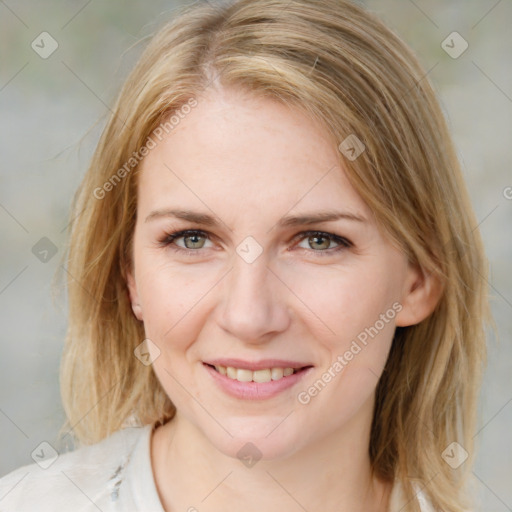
[137,86,371,221]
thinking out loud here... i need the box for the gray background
[1,0,511,510]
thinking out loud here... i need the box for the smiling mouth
[204,363,312,383]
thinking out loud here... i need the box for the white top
[0,424,434,511]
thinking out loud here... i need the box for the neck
[151,396,391,512]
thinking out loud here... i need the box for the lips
[202,358,313,399]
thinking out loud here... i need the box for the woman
[0,0,490,510]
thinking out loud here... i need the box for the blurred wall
[1,1,511,510]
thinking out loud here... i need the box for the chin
[201,415,305,463]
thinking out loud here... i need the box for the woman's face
[127,85,421,460]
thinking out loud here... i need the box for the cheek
[288,263,399,409]
[135,262,215,404]
[134,257,216,347]
[279,261,400,349]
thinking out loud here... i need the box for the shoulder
[0,424,151,512]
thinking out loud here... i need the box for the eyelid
[290,230,352,249]
[158,229,214,250]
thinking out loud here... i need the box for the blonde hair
[60,1,491,510]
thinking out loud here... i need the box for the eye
[158,229,213,252]
[294,231,352,255]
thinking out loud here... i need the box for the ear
[395,261,444,327]
[126,267,144,321]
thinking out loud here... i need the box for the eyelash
[157,229,353,257]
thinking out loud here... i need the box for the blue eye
[158,229,352,257]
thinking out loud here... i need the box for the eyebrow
[145,208,367,226]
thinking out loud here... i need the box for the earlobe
[395,262,444,327]
[126,269,143,321]
[131,302,143,321]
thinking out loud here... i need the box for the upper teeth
[214,365,296,383]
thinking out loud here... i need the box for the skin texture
[126,85,442,512]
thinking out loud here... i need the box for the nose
[216,253,291,343]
